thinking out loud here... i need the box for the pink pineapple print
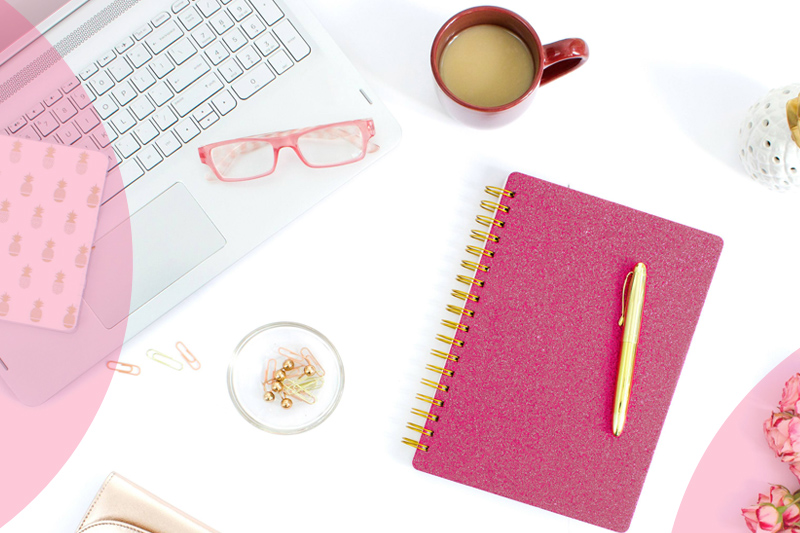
[87,185,100,208]
[43,146,56,169]
[19,265,32,289]
[31,205,44,229]
[63,305,77,329]
[20,174,33,197]
[0,293,9,316]
[64,211,77,234]
[75,245,89,268]
[42,239,55,262]
[54,180,67,202]
[52,271,65,294]
[9,141,22,163]
[76,152,89,175]
[0,199,9,223]
[30,299,43,323]
[8,233,21,256]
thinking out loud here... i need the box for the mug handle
[540,38,589,86]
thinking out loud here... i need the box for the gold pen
[613,262,647,437]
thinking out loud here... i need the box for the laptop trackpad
[85,183,226,328]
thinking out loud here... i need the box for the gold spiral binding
[476,214,505,228]
[402,438,429,451]
[431,348,459,362]
[412,407,439,422]
[481,200,509,213]
[471,229,499,243]
[441,318,469,332]
[404,184,515,453]
[426,364,454,377]
[485,185,515,199]
[407,422,434,437]
[466,245,494,259]
[421,377,448,392]
[436,334,464,347]
[416,393,443,406]
[461,260,489,273]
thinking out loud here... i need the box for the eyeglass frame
[197,118,377,182]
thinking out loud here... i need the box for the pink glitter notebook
[406,172,723,532]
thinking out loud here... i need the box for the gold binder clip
[176,341,201,370]
[106,360,140,375]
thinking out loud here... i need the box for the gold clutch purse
[76,472,219,533]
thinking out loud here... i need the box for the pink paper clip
[106,360,141,376]
[176,341,201,370]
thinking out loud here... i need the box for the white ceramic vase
[738,83,800,191]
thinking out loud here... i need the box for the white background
[5,0,800,532]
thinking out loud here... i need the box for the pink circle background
[0,1,132,526]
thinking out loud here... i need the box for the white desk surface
[4,0,800,532]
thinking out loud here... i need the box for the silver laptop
[0,0,401,405]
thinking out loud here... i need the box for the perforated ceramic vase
[738,84,800,191]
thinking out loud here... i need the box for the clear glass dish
[228,322,344,434]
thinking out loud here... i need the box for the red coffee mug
[431,6,589,128]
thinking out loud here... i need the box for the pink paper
[411,172,723,532]
[0,135,107,331]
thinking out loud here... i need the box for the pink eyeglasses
[198,119,378,182]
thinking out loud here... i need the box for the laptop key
[228,0,252,21]
[268,49,292,74]
[169,39,197,65]
[134,24,153,41]
[111,109,137,134]
[128,44,152,68]
[197,0,221,18]
[145,21,184,55]
[231,62,275,99]
[61,77,80,93]
[242,15,266,39]
[8,117,27,133]
[237,45,260,70]
[211,89,236,115]
[53,99,78,122]
[150,82,174,106]
[116,37,135,55]
[130,70,157,92]
[107,57,134,82]
[15,124,40,140]
[111,82,136,106]
[98,50,116,66]
[152,12,171,27]
[134,121,159,145]
[130,96,156,120]
[27,103,46,120]
[172,74,223,116]
[172,0,190,13]
[116,133,141,158]
[156,132,182,156]
[153,107,178,130]
[255,33,279,56]
[175,119,201,143]
[79,63,99,80]
[90,71,115,95]
[209,11,234,35]
[205,40,229,65]
[250,0,283,25]
[57,123,82,145]
[71,90,94,110]
[44,90,63,106]
[95,95,119,120]
[75,111,101,133]
[218,60,243,82]
[223,28,246,52]
[178,6,203,31]
[34,113,59,137]
[192,24,216,48]
[92,127,116,148]
[137,145,163,170]
[167,56,210,93]
[150,55,175,78]
[274,21,310,61]
[198,111,219,129]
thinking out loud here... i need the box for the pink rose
[765,413,800,467]
[743,485,800,533]
[781,374,800,414]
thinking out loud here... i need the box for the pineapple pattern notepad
[0,135,108,332]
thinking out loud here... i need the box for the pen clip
[619,270,634,326]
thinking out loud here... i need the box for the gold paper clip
[146,349,183,371]
[106,360,140,375]
[176,341,200,370]
[300,347,325,377]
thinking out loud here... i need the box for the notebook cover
[0,135,108,331]
[411,172,723,532]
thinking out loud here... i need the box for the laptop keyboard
[4,0,310,201]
